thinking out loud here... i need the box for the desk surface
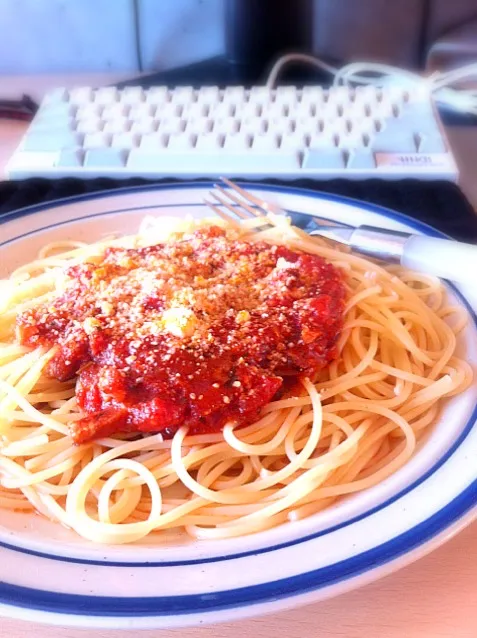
[1,74,477,638]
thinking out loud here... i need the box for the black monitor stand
[120,0,324,89]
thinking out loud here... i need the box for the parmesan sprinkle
[82,317,101,335]
[236,310,251,324]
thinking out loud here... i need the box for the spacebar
[127,151,300,173]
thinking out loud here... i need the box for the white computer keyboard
[6,85,457,181]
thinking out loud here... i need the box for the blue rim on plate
[1,181,476,622]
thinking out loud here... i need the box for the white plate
[1,182,477,630]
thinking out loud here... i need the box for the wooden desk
[1,75,477,638]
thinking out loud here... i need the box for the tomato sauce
[17,226,346,444]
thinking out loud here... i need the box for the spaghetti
[0,215,473,544]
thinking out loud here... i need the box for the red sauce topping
[17,226,346,444]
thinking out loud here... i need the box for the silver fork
[203,178,477,284]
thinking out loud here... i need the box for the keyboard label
[375,153,453,169]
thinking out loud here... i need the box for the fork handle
[350,226,477,283]
[401,235,477,282]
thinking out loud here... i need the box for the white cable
[265,53,341,90]
[334,62,424,88]
[266,53,477,116]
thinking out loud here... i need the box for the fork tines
[204,178,273,228]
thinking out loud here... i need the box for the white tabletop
[1,75,477,638]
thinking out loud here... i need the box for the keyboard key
[111,132,140,149]
[145,87,169,104]
[102,103,129,120]
[94,88,119,104]
[69,87,93,104]
[76,118,102,134]
[184,117,213,135]
[30,117,75,132]
[400,101,435,118]
[417,133,447,153]
[293,117,322,136]
[267,117,294,135]
[373,101,396,119]
[43,88,68,105]
[222,87,246,103]
[84,132,112,148]
[326,86,354,106]
[212,117,240,135]
[399,115,440,136]
[354,86,379,106]
[57,149,84,167]
[85,149,127,167]
[384,86,409,105]
[169,87,194,104]
[302,148,345,169]
[249,87,274,104]
[167,133,197,151]
[308,132,337,148]
[155,103,182,119]
[121,87,146,104]
[127,151,201,172]
[218,152,300,172]
[327,119,351,138]
[301,86,325,105]
[223,133,252,152]
[347,149,376,169]
[294,101,317,118]
[76,103,103,120]
[8,151,58,171]
[221,108,243,125]
[195,133,224,152]
[266,103,289,119]
[22,131,81,151]
[196,86,220,104]
[181,102,210,119]
[240,102,262,119]
[316,102,340,119]
[102,118,130,133]
[240,117,267,135]
[280,133,308,152]
[210,103,235,120]
[274,86,298,105]
[251,134,280,152]
[127,149,300,175]
[129,103,154,119]
[139,134,168,150]
[156,118,185,134]
[372,128,416,152]
[36,103,76,120]
[130,118,157,134]
[337,130,366,149]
